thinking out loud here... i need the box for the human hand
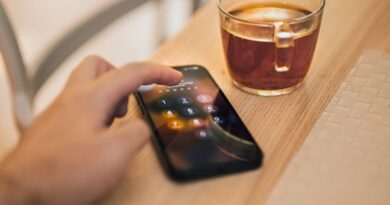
[0,56,183,205]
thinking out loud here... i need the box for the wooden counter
[102,0,390,204]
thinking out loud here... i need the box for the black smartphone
[134,65,263,181]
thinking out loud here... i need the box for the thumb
[104,118,150,161]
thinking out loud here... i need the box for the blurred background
[0,0,208,158]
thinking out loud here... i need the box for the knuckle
[60,85,95,105]
[60,88,83,103]
[84,54,103,62]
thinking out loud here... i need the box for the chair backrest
[0,0,152,131]
[0,1,32,131]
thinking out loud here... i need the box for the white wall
[2,0,193,69]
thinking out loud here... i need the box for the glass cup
[218,0,325,96]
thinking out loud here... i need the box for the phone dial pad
[156,94,223,138]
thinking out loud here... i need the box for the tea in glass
[219,0,325,96]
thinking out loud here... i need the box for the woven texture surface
[266,50,390,205]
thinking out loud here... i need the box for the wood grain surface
[102,0,390,204]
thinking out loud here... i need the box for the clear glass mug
[218,0,325,96]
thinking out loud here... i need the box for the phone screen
[136,65,263,180]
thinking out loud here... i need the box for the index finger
[95,62,183,108]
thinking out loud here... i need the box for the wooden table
[102,0,390,204]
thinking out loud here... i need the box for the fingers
[96,62,183,110]
[104,118,150,160]
[114,97,129,118]
[67,55,115,86]
[105,97,129,125]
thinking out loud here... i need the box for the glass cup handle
[274,23,294,72]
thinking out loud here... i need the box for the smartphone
[135,65,263,181]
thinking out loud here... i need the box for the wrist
[0,171,41,205]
